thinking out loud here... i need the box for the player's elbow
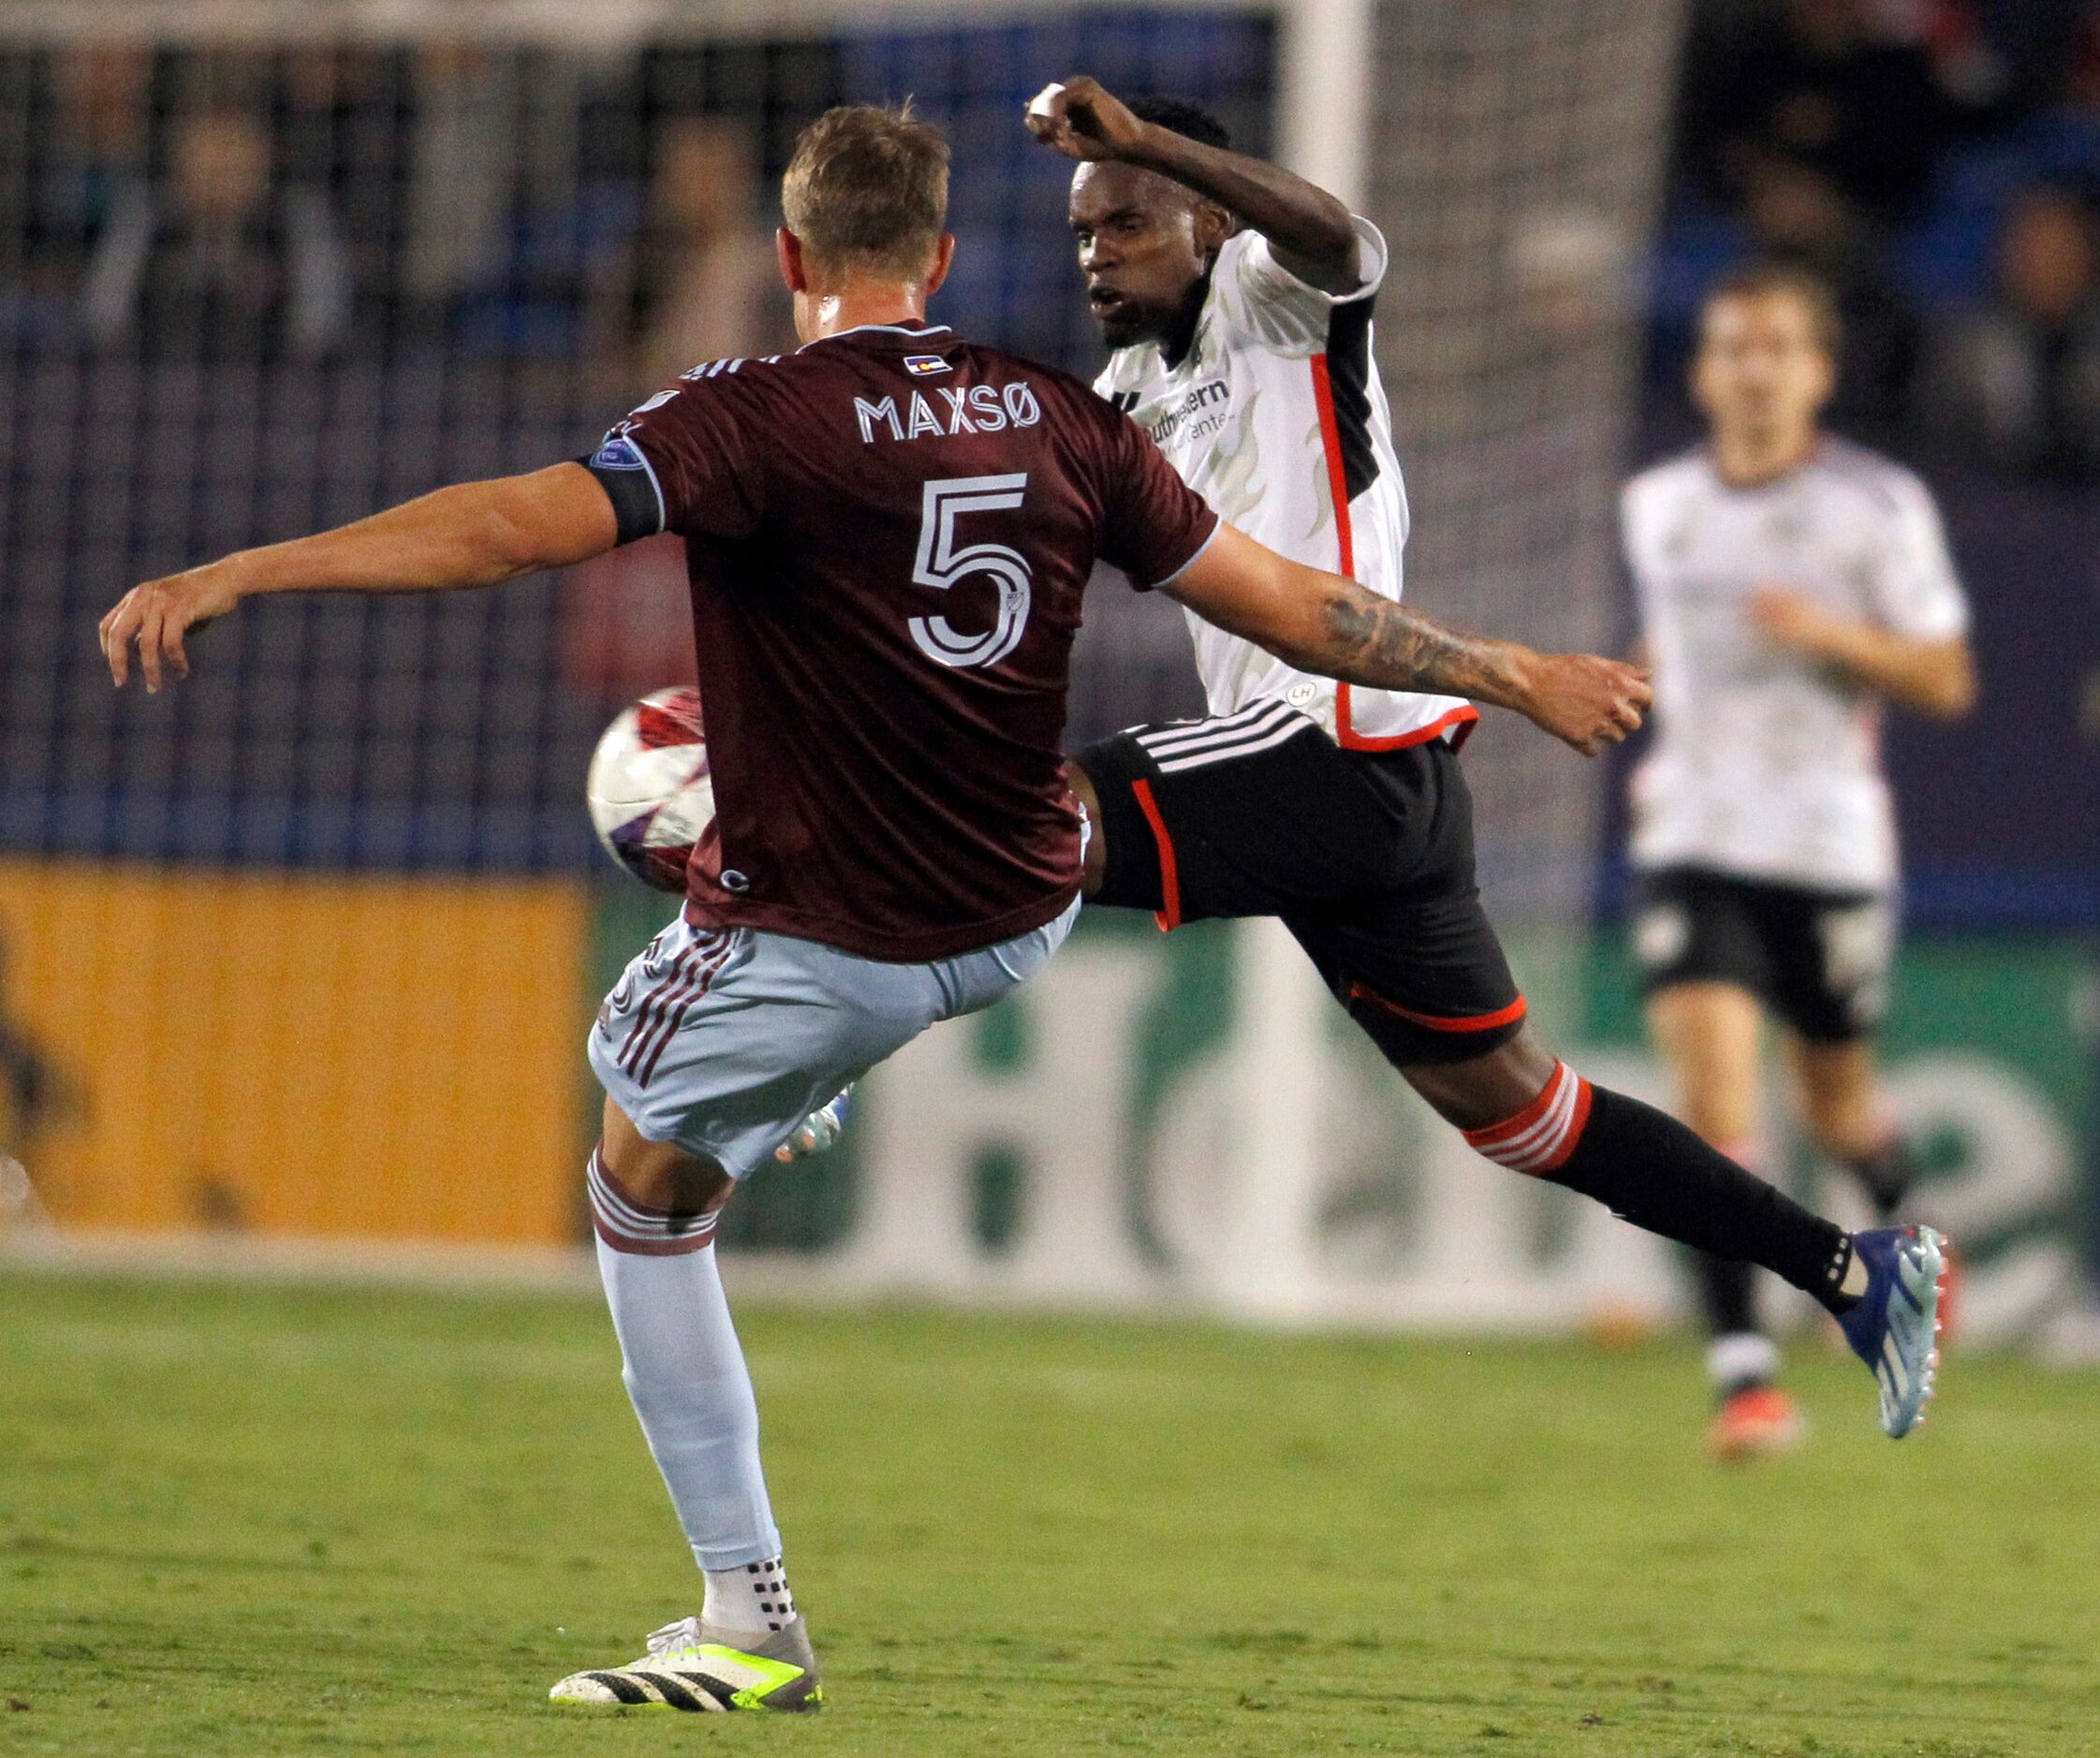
[483,466,616,579]
[1165,527,1325,663]
[1291,203,1362,289]
[1255,573,1356,677]
[1312,201,1358,263]
[1926,675,1976,721]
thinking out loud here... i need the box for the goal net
[1365,1,1687,929]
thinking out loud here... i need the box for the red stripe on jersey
[1130,779,1182,932]
[1309,353,1356,579]
[1311,356,1483,755]
[1312,352,1370,751]
[1342,702,1483,754]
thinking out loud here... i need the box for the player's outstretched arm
[100,462,618,692]
[1025,76,1358,290]
[1166,523,1652,756]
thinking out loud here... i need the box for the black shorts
[1633,865,1894,1044]
[1077,707,1524,1066]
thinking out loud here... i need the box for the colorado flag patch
[903,353,951,377]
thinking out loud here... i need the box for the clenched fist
[1024,76,1148,162]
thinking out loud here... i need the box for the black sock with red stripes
[1549,1085,1855,1314]
[1464,1065,1857,1314]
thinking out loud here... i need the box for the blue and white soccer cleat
[1837,1225,1948,1438]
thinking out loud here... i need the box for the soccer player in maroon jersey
[106,104,1658,1711]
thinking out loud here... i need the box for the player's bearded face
[1068,164,1213,349]
[1693,295,1835,440]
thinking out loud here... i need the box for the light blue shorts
[588,896,1079,1179]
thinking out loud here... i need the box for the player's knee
[1401,1028,1559,1133]
[588,1135,734,1255]
[594,1095,735,1243]
[1674,1056,1757,1135]
[606,1141,733,1218]
[1680,1090,1757,1152]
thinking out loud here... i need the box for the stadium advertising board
[0,860,586,1244]
[4,872,2088,1353]
[625,902,2096,1347]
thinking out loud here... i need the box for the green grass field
[2,1267,2096,1757]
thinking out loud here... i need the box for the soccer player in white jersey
[1622,264,1976,1459]
[1028,79,1951,1449]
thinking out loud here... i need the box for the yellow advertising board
[0,859,590,1245]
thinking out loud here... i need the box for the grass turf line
[1,1268,2097,1756]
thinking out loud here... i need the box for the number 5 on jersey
[910,474,1032,669]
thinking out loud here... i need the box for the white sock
[703,1555,796,1636]
[593,1232,783,1576]
[1707,1330,1782,1393]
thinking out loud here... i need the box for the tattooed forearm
[1158,525,1649,754]
[1310,584,1535,709]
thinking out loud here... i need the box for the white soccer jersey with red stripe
[1094,218,1475,749]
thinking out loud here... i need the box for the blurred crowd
[1664,0,2100,484]
[7,11,2100,488]
[2,43,808,391]
[0,24,1270,762]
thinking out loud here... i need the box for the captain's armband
[579,433,668,546]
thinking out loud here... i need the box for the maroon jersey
[584,320,1219,961]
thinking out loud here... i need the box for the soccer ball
[586,686,715,893]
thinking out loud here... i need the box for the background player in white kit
[1622,264,1977,1460]
[1027,81,1951,1457]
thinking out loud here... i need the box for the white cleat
[550,1615,821,1712]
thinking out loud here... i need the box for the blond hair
[781,103,949,279]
